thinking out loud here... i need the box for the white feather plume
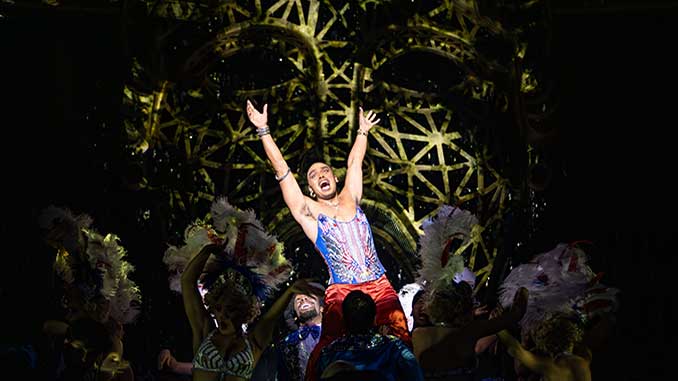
[163,223,216,293]
[397,282,424,332]
[38,205,93,254]
[82,229,142,324]
[498,243,597,335]
[416,205,479,290]
[40,205,142,326]
[163,197,292,299]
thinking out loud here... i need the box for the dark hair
[411,289,426,310]
[298,148,326,177]
[342,291,376,334]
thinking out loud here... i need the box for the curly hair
[533,314,583,358]
[426,280,474,328]
[203,276,261,328]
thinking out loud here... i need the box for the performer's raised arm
[246,100,315,236]
[344,107,380,204]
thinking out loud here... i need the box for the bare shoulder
[559,353,590,366]
[559,354,591,381]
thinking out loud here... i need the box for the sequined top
[192,331,254,380]
[276,324,321,381]
[315,206,386,284]
[316,332,423,381]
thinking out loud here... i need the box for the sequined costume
[305,206,410,381]
[276,324,322,381]
[315,331,423,381]
[192,331,255,380]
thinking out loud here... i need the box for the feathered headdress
[498,242,619,336]
[397,282,424,332]
[38,206,142,325]
[415,205,480,291]
[163,197,292,302]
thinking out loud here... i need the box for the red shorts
[304,274,411,381]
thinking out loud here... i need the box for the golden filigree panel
[124,0,533,283]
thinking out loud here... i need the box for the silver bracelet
[357,129,368,136]
[275,167,291,182]
[256,127,270,137]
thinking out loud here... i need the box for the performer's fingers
[373,118,381,125]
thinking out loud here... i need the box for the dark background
[1,2,674,380]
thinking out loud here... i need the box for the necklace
[320,196,340,218]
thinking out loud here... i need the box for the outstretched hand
[157,349,177,371]
[246,99,268,129]
[510,287,529,320]
[358,106,380,132]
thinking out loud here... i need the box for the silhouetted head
[426,280,474,328]
[534,314,584,358]
[342,290,376,334]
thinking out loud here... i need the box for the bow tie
[298,325,321,340]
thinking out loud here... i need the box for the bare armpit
[301,204,317,221]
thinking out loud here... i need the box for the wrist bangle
[357,129,368,136]
[275,167,291,182]
[257,127,270,137]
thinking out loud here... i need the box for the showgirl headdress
[498,242,619,336]
[397,282,424,332]
[163,197,292,302]
[415,204,480,292]
[38,206,142,325]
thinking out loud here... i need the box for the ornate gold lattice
[123,0,541,286]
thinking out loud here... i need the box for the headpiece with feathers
[415,205,479,292]
[498,242,619,336]
[163,197,292,302]
[38,206,142,325]
[397,282,424,332]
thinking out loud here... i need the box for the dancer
[38,206,141,381]
[410,204,528,380]
[245,100,410,381]
[497,314,591,381]
[166,197,320,380]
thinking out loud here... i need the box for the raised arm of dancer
[497,330,551,375]
[245,100,315,232]
[467,287,528,340]
[181,243,221,353]
[344,107,380,203]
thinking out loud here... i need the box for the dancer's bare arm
[246,100,316,237]
[344,107,380,203]
[467,288,528,340]
[181,243,221,353]
[497,329,552,375]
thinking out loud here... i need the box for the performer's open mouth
[319,179,330,191]
[298,302,313,312]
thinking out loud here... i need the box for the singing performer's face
[293,293,322,324]
[307,162,338,200]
